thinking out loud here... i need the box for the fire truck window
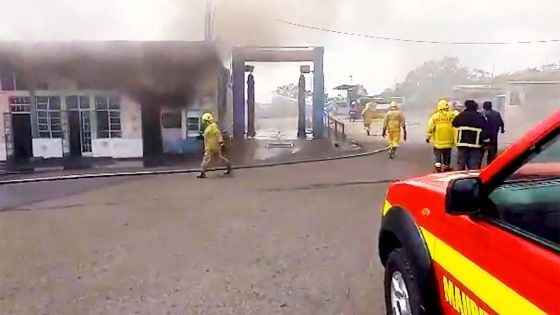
[487,132,560,246]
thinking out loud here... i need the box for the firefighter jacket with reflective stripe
[427,110,456,149]
[383,110,406,132]
[452,109,489,148]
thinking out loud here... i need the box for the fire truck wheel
[384,248,425,315]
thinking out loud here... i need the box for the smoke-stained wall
[0,41,231,161]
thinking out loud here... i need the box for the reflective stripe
[456,142,483,148]
[457,126,482,132]
[456,126,483,147]
[420,227,546,315]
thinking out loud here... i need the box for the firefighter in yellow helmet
[426,100,456,172]
[197,113,232,178]
[382,101,407,159]
[361,101,378,136]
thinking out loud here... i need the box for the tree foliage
[379,56,559,110]
[379,57,491,108]
[348,84,368,100]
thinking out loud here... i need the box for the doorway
[12,113,32,161]
[68,111,92,157]
[68,111,82,157]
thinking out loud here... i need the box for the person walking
[426,100,456,172]
[382,101,407,159]
[197,113,232,178]
[452,100,490,170]
[361,101,378,136]
[349,100,359,122]
[481,101,505,164]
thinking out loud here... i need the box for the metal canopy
[232,46,325,139]
[239,47,316,62]
[333,84,357,90]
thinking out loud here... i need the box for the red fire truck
[379,110,560,314]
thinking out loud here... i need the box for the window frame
[35,96,63,138]
[478,127,560,253]
[161,111,182,129]
[186,117,201,132]
[8,96,31,113]
[95,96,122,139]
[0,71,16,91]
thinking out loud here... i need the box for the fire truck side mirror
[445,177,483,215]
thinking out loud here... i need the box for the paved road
[0,127,433,315]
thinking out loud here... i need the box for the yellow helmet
[201,112,214,123]
[389,101,399,110]
[437,99,449,111]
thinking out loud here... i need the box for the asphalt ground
[0,127,434,315]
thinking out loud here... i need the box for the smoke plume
[0,41,222,107]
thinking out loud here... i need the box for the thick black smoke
[0,41,222,108]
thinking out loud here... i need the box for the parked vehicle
[379,110,560,315]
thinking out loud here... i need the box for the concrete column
[297,74,306,138]
[29,88,38,139]
[246,73,256,137]
[232,49,246,140]
[312,47,325,138]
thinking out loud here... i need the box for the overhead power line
[277,19,560,45]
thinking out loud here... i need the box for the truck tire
[384,248,425,315]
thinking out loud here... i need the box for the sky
[1,0,559,102]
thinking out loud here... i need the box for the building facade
[0,41,232,165]
[0,91,143,161]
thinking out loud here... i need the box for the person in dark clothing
[482,101,505,164]
[452,100,490,170]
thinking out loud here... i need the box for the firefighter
[382,101,407,159]
[349,100,359,122]
[426,100,456,172]
[452,100,490,170]
[481,101,505,164]
[361,102,378,136]
[197,113,232,178]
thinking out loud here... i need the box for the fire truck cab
[379,110,560,315]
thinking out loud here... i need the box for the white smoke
[1,0,558,94]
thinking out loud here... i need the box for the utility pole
[204,0,215,41]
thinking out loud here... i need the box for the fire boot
[389,147,396,159]
[224,165,232,175]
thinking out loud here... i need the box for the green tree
[379,57,491,108]
[348,84,368,101]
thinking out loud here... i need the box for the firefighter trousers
[387,130,401,148]
[201,150,231,171]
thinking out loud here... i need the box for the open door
[68,111,82,157]
[11,113,32,161]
